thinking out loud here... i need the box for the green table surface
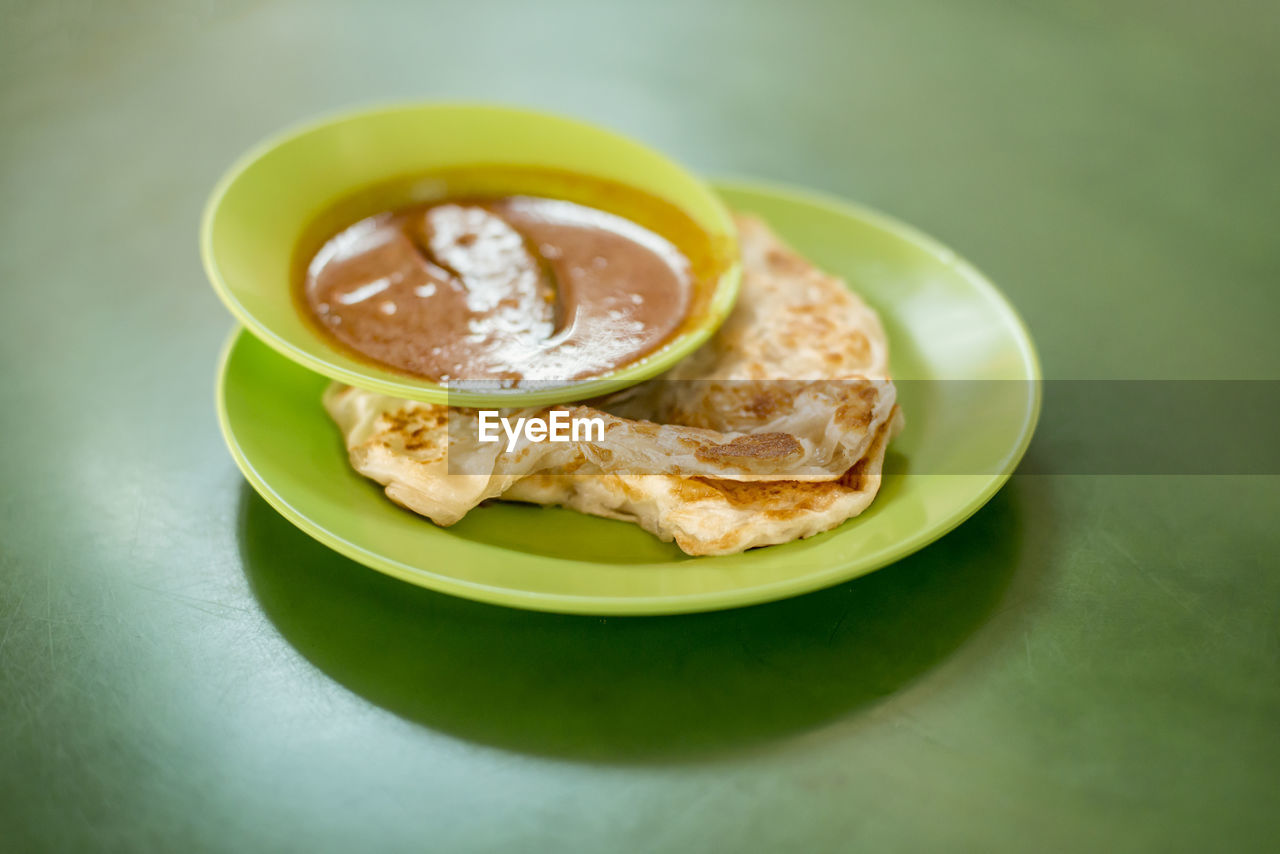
[3,1,1277,851]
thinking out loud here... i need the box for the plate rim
[216,178,1042,616]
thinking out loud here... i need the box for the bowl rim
[199,100,742,408]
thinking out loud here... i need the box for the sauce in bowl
[299,168,713,386]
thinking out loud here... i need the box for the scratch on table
[0,585,29,658]
[1101,530,1196,617]
[827,606,851,645]
[131,582,255,619]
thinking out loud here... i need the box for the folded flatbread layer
[323,214,903,555]
[500,407,902,554]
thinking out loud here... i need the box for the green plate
[217,180,1041,615]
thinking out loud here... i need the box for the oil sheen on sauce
[303,195,693,384]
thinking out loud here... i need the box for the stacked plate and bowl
[202,103,1039,615]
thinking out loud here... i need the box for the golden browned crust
[693,432,803,464]
[323,213,903,555]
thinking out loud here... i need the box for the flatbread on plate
[324,215,903,555]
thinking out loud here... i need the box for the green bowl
[200,103,742,407]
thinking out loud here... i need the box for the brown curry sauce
[298,167,718,386]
